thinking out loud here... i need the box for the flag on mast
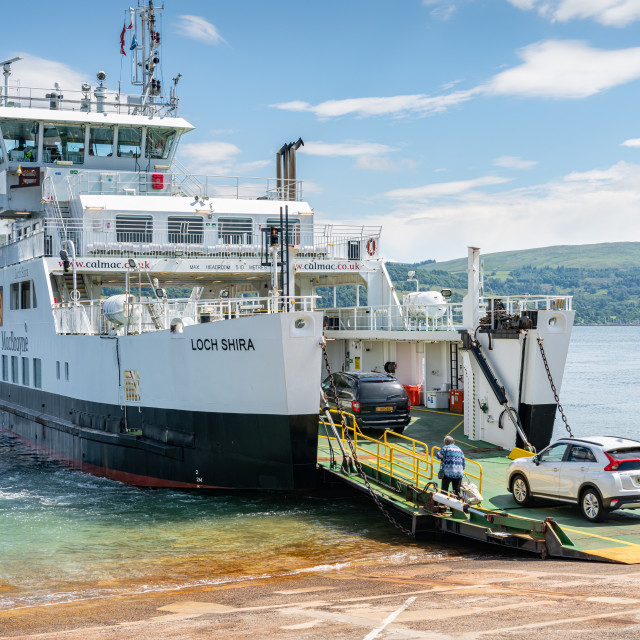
[128,8,138,50]
[120,23,127,55]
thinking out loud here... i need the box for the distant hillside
[387,242,640,325]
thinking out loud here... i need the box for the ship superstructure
[0,2,574,490]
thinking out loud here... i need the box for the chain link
[321,342,414,537]
[537,336,573,438]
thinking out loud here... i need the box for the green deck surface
[318,406,640,563]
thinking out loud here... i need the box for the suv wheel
[511,474,532,506]
[580,488,605,522]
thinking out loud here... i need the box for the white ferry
[0,1,574,490]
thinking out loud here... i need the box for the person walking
[436,435,465,496]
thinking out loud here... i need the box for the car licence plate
[376,406,393,412]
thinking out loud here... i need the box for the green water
[0,436,455,611]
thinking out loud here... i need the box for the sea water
[0,326,638,610]
[552,326,640,440]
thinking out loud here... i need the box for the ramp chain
[537,336,573,439]
[321,341,413,537]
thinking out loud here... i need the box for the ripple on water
[0,433,470,611]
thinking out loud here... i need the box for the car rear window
[359,381,406,401]
[607,448,640,459]
[618,461,640,471]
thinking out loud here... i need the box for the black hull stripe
[0,382,319,491]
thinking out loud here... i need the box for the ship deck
[317,407,640,563]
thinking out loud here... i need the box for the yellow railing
[431,445,483,492]
[318,409,483,493]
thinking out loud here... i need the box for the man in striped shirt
[436,435,465,496]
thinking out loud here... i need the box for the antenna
[1,56,23,107]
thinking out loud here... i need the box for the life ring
[366,237,377,256]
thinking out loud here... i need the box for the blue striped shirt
[436,444,465,479]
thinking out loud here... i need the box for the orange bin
[449,389,464,413]
[403,385,420,406]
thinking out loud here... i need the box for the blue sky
[4,0,640,262]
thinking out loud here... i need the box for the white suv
[508,436,640,522]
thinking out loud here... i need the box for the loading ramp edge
[318,463,633,563]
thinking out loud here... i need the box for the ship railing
[1,85,177,116]
[0,229,45,268]
[322,302,464,332]
[481,295,573,313]
[61,169,304,201]
[41,218,382,262]
[52,295,317,336]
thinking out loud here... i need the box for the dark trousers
[441,476,462,496]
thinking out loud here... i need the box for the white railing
[39,218,381,262]
[1,85,177,116]
[0,230,45,267]
[323,303,464,332]
[322,295,573,333]
[483,295,573,313]
[59,169,304,202]
[52,295,317,335]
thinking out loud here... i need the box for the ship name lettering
[190,337,255,352]
[221,338,254,351]
[1,331,29,354]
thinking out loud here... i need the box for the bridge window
[117,127,142,158]
[0,120,38,162]
[42,123,85,164]
[11,356,18,383]
[218,217,253,244]
[89,125,114,157]
[22,357,29,386]
[145,128,177,159]
[116,215,153,243]
[168,216,203,244]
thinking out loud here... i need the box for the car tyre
[511,474,533,506]
[580,487,605,522]
[392,427,404,434]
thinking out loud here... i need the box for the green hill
[387,242,640,325]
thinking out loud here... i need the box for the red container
[403,385,420,406]
[449,389,464,413]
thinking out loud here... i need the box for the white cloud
[2,54,87,97]
[422,0,458,20]
[507,0,640,27]
[340,161,640,262]
[493,155,538,169]
[178,140,242,175]
[487,40,640,99]
[274,39,640,121]
[175,15,227,45]
[384,176,511,201]
[621,138,640,147]
[300,142,397,157]
[300,140,413,172]
[272,89,479,119]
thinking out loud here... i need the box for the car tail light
[407,397,411,411]
[351,401,360,413]
[604,452,620,471]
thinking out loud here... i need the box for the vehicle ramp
[317,410,640,563]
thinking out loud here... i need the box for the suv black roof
[342,372,398,382]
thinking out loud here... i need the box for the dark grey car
[322,372,411,432]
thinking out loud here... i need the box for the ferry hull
[0,386,319,490]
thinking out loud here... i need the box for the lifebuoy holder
[366,237,377,256]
